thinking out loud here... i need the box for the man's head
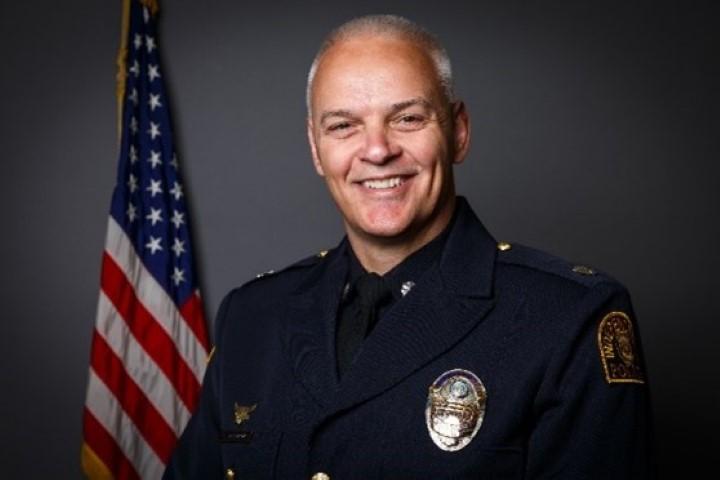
[306,15,471,254]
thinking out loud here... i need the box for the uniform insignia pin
[426,369,487,451]
[400,281,415,297]
[233,403,257,425]
[598,311,645,384]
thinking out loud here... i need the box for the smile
[361,176,406,190]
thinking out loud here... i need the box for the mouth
[359,176,408,190]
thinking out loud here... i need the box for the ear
[451,101,471,165]
[307,117,325,177]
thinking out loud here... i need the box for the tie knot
[354,272,393,310]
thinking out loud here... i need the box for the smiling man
[165,15,654,479]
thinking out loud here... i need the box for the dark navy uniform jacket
[164,198,654,479]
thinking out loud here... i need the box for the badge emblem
[426,369,487,451]
[233,403,257,425]
[598,311,645,384]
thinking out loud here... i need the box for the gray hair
[306,14,454,114]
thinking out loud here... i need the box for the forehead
[311,35,443,112]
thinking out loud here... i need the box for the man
[165,15,654,479]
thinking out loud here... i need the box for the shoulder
[218,250,330,319]
[494,241,625,293]
[220,248,332,306]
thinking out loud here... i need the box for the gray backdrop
[1,0,718,477]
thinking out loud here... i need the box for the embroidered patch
[425,369,487,451]
[597,311,645,384]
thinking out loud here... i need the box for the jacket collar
[285,197,497,413]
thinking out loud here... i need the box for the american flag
[82,1,210,478]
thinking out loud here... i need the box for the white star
[148,122,161,139]
[143,6,150,23]
[128,88,138,105]
[172,267,185,286]
[127,203,137,222]
[146,207,163,226]
[130,116,138,135]
[146,179,163,197]
[134,33,143,50]
[129,144,138,163]
[172,238,186,257]
[146,35,156,54]
[171,210,185,229]
[170,154,179,169]
[147,150,162,169]
[148,64,161,82]
[148,93,162,111]
[169,181,183,200]
[145,236,163,254]
[127,173,138,193]
[129,60,140,77]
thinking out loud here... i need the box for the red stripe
[180,292,211,351]
[100,252,201,411]
[90,331,177,463]
[83,407,141,480]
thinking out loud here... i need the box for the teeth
[362,177,404,189]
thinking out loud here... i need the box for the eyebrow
[318,97,435,125]
[319,109,355,125]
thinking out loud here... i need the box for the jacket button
[311,473,330,480]
[225,468,236,480]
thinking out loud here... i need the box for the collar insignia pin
[400,281,416,297]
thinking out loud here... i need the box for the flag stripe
[179,291,210,351]
[96,290,191,436]
[90,330,178,463]
[105,216,209,376]
[85,370,165,479]
[82,412,140,480]
[101,250,202,411]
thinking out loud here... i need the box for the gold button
[572,265,595,276]
[311,473,331,480]
[225,468,235,480]
[497,241,512,251]
[318,250,329,258]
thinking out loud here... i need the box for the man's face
[307,35,470,248]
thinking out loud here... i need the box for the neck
[346,198,456,275]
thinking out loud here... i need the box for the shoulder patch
[597,311,645,384]
[496,243,611,288]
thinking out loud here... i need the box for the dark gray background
[1,0,717,477]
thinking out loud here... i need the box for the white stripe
[103,216,207,383]
[96,291,191,436]
[86,369,165,480]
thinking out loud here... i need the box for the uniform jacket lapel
[285,241,348,408]
[329,198,498,416]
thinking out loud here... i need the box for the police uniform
[164,197,654,479]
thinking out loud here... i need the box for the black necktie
[336,272,393,377]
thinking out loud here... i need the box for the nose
[361,123,401,165]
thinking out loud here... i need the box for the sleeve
[525,283,656,479]
[162,291,235,479]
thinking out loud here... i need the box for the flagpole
[116,0,131,144]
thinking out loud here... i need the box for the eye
[325,121,358,139]
[327,121,352,132]
[393,113,427,131]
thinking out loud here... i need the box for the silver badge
[425,369,487,451]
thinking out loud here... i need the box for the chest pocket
[220,430,282,479]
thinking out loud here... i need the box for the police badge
[426,369,487,451]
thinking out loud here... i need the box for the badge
[233,403,256,425]
[426,369,487,451]
[598,311,645,384]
